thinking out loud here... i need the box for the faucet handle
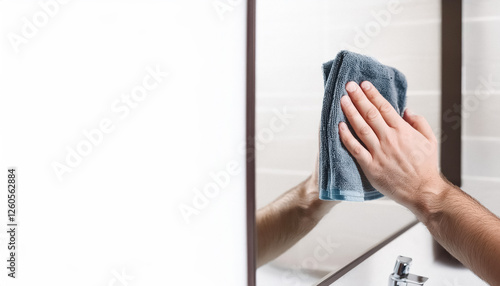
[389,256,428,286]
[393,255,412,278]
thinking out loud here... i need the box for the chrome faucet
[389,256,428,286]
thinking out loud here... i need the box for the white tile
[256,62,325,94]
[320,24,441,92]
[406,94,441,139]
[462,177,500,216]
[257,1,441,96]
[463,93,500,137]
[461,3,500,216]
[387,57,441,93]
[464,21,500,62]
[257,93,323,106]
[256,108,321,141]
[257,138,318,172]
[331,23,440,59]
[463,138,500,178]
[317,0,439,28]
[463,61,500,94]
[464,0,500,19]
[256,171,310,209]
[393,0,441,22]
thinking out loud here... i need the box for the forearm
[256,176,339,267]
[413,178,500,285]
[336,81,500,284]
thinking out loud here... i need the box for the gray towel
[319,50,407,201]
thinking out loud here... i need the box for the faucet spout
[389,256,428,286]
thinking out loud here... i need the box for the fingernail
[346,82,357,92]
[361,81,371,90]
[405,108,414,116]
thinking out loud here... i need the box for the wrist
[410,174,455,226]
[299,176,340,221]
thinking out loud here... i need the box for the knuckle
[384,136,398,148]
[377,131,390,142]
[359,125,372,136]
[379,102,393,114]
[352,144,363,156]
[365,107,379,121]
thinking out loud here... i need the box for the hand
[300,151,340,219]
[338,81,445,211]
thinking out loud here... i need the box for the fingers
[403,109,436,142]
[360,81,402,128]
[345,82,389,139]
[340,95,380,152]
[338,122,372,165]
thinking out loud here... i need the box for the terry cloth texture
[319,50,407,201]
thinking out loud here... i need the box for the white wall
[462,0,500,215]
[0,1,248,285]
[256,0,441,284]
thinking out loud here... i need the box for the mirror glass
[255,0,441,284]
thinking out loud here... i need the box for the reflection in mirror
[255,0,440,284]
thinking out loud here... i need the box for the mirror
[255,0,441,284]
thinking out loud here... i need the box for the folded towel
[319,50,407,201]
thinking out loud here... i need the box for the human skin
[256,155,339,267]
[256,80,500,285]
[339,80,500,285]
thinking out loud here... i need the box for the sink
[326,223,488,286]
[257,200,416,285]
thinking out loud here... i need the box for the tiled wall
[462,0,500,215]
[256,0,441,282]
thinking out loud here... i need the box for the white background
[0,0,248,285]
